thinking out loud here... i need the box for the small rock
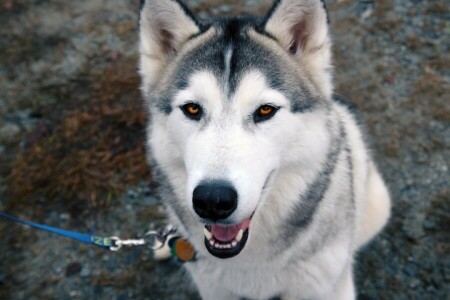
[0,123,20,138]
[127,190,138,199]
[60,213,71,220]
[80,266,91,277]
[409,279,421,289]
[65,262,82,277]
[143,196,157,205]
[69,290,79,297]
[361,6,373,20]
[423,219,436,230]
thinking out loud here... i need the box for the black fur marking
[138,0,146,25]
[321,0,331,24]
[223,17,243,44]
[240,297,281,300]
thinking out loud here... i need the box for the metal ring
[109,236,122,251]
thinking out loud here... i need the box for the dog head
[139,0,332,259]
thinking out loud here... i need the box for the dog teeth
[206,228,245,250]
[209,239,238,250]
[236,229,244,242]
[204,228,213,240]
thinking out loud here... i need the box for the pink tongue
[211,218,251,242]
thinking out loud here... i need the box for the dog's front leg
[195,281,239,300]
[187,266,239,300]
[332,268,356,300]
[281,267,355,300]
[197,287,239,300]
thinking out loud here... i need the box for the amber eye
[181,103,203,121]
[259,105,274,116]
[254,104,279,123]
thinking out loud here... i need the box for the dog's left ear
[264,0,332,97]
[139,0,201,93]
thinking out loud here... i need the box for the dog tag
[168,237,196,262]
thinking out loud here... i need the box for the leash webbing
[0,212,114,250]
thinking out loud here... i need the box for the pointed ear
[264,0,332,97]
[139,0,201,91]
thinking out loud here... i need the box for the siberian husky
[138,0,391,299]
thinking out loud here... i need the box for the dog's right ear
[139,0,201,92]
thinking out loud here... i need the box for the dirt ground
[0,0,448,299]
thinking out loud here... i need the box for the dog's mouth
[203,217,251,259]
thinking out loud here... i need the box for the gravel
[0,0,449,299]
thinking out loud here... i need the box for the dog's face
[139,0,332,259]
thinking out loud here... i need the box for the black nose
[193,182,238,221]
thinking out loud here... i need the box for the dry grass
[404,73,450,122]
[4,58,150,215]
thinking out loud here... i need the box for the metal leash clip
[109,236,146,251]
[109,225,179,261]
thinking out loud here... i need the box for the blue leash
[0,212,115,250]
[0,212,196,261]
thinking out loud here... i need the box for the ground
[0,0,449,299]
